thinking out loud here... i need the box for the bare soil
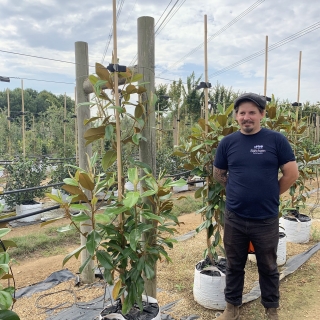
[2,185,320,320]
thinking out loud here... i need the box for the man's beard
[241,121,254,133]
[242,127,254,133]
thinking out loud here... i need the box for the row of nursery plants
[1,60,318,319]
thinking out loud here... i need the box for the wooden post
[157,102,160,150]
[7,89,11,156]
[64,92,67,156]
[112,0,123,205]
[75,41,94,284]
[177,100,180,145]
[138,15,156,298]
[264,35,268,96]
[296,51,302,123]
[74,87,78,164]
[316,115,319,144]
[32,115,35,154]
[21,80,26,157]
[204,15,209,131]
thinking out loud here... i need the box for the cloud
[0,0,319,104]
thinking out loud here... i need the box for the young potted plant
[4,157,47,222]
[44,62,187,318]
[0,227,20,320]
[262,97,320,243]
[46,154,186,318]
[174,102,238,310]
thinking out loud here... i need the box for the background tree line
[0,74,319,164]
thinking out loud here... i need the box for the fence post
[75,41,95,284]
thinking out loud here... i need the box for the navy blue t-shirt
[213,128,295,219]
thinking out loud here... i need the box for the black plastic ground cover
[13,242,320,319]
[242,242,320,304]
[15,269,75,299]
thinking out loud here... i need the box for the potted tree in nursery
[44,62,187,319]
[262,97,320,243]
[174,102,238,310]
[0,227,20,320]
[4,157,47,223]
[46,154,186,319]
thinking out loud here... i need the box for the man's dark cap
[234,93,267,110]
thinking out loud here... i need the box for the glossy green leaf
[105,124,114,141]
[129,229,140,251]
[123,192,140,208]
[102,150,117,171]
[0,291,13,311]
[79,255,93,274]
[63,178,78,186]
[164,178,186,187]
[96,250,113,269]
[71,212,90,222]
[62,245,86,266]
[0,229,11,238]
[0,310,20,320]
[128,168,139,185]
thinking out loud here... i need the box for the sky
[0,0,320,105]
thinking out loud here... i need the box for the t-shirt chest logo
[250,145,266,154]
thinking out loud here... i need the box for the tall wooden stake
[264,35,268,96]
[204,14,212,261]
[112,0,123,205]
[74,87,78,164]
[7,89,11,156]
[177,100,180,144]
[295,51,302,127]
[21,80,26,157]
[64,92,67,156]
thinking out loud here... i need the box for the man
[213,93,299,320]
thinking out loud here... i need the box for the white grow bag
[16,202,43,222]
[99,295,160,320]
[173,184,189,193]
[280,215,311,244]
[248,233,287,266]
[193,261,226,310]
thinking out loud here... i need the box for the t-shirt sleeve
[277,133,296,166]
[213,139,228,170]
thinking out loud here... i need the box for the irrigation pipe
[1,183,63,195]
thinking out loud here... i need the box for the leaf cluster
[0,228,20,319]
[173,103,238,261]
[45,154,186,314]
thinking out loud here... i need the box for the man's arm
[279,161,299,195]
[213,166,228,187]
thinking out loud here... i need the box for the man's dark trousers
[223,209,280,308]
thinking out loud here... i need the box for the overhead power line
[3,76,74,85]
[156,0,265,77]
[101,0,126,64]
[209,21,320,78]
[129,0,187,67]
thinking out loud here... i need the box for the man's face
[235,101,265,135]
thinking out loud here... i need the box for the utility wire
[2,76,74,85]
[154,0,181,36]
[130,0,187,67]
[101,0,126,64]
[157,0,265,76]
[155,0,174,28]
[209,21,320,78]
[155,0,187,36]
